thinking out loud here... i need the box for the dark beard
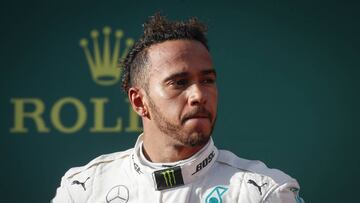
[146,94,215,147]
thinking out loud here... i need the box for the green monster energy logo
[154,166,184,190]
[161,170,176,187]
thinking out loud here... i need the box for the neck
[142,132,206,163]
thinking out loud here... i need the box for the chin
[184,131,211,147]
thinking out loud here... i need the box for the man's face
[144,40,218,147]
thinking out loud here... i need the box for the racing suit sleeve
[51,177,74,203]
[264,182,305,203]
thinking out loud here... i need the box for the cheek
[166,95,188,118]
[151,86,187,118]
[208,89,218,114]
[152,83,180,99]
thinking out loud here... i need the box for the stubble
[146,94,215,147]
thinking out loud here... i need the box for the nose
[188,84,206,106]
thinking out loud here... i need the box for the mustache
[181,107,212,125]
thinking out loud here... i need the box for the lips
[183,116,210,125]
[187,114,209,119]
[181,108,212,124]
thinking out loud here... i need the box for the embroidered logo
[161,170,176,187]
[132,155,142,174]
[154,166,184,190]
[106,185,129,203]
[247,179,267,195]
[205,186,228,203]
[192,151,215,175]
[72,177,90,191]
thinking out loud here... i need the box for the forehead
[147,40,213,77]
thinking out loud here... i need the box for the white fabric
[52,135,304,203]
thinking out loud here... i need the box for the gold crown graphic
[80,26,134,86]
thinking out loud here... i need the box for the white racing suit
[52,135,304,203]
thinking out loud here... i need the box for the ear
[128,87,148,118]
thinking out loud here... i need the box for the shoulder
[63,148,133,180]
[216,150,303,202]
[216,149,295,184]
[52,148,133,203]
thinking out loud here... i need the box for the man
[53,13,304,203]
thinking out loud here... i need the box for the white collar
[130,134,218,191]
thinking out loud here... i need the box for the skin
[128,39,218,163]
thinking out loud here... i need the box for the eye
[202,77,216,84]
[175,78,189,87]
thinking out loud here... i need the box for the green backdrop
[1,0,359,202]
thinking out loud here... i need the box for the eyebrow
[163,69,217,83]
[201,69,217,77]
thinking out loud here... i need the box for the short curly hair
[120,13,209,93]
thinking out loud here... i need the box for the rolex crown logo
[161,170,176,187]
[80,26,134,86]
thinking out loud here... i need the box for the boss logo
[192,151,215,175]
